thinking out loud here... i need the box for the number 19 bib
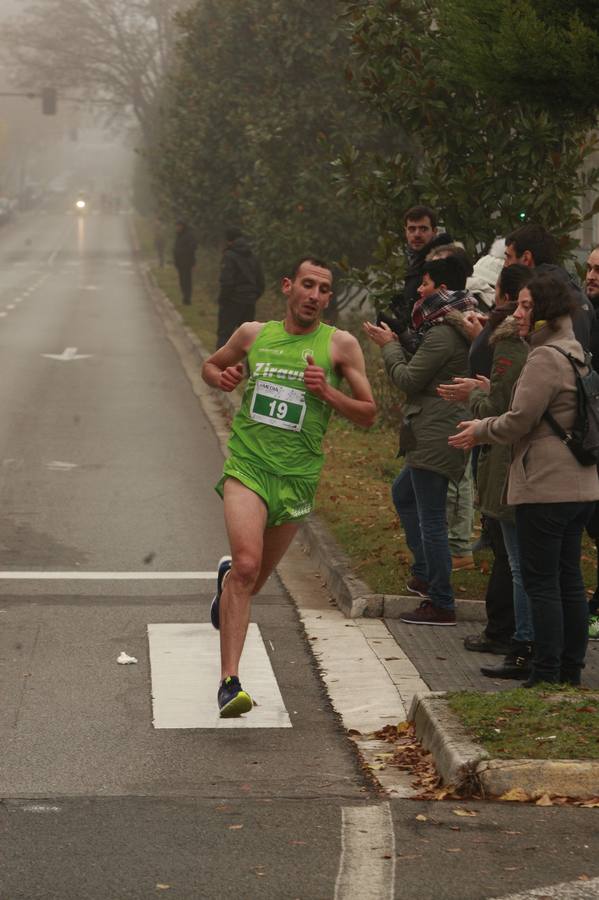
[249,380,307,432]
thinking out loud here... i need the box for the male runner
[202,257,376,716]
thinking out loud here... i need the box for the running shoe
[218,676,253,717]
[210,555,232,630]
[589,616,599,642]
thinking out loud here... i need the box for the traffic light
[41,87,57,115]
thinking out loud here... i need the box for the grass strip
[448,686,599,760]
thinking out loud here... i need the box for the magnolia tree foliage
[335,0,599,306]
[152,0,377,276]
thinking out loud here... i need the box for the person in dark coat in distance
[173,220,197,306]
[216,227,265,349]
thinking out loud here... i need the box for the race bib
[249,380,307,432]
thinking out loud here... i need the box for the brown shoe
[400,600,456,626]
[452,554,475,571]
[406,575,429,597]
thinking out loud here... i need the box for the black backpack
[542,345,599,466]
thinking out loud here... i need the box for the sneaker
[400,600,456,626]
[589,616,599,642]
[463,632,511,655]
[218,675,253,717]
[210,555,232,630]
[452,554,475,571]
[406,575,429,598]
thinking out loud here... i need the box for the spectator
[363,257,477,626]
[439,264,534,678]
[173,220,197,306]
[449,272,599,686]
[504,223,594,350]
[379,206,453,335]
[584,246,599,639]
[216,227,265,349]
[425,244,477,570]
[466,239,505,311]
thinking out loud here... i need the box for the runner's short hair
[288,257,332,281]
[404,205,438,228]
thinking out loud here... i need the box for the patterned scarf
[411,288,479,333]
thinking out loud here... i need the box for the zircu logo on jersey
[253,351,314,384]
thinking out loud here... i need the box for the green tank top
[228,320,342,478]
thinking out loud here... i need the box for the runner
[202,257,376,716]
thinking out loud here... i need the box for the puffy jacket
[475,316,599,505]
[470,317,528,521]
[381,311,471,483]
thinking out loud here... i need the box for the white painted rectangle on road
[148,623,292,729]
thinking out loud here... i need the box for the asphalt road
[0,211,597,900]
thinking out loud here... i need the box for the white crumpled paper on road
[117,651,138,665]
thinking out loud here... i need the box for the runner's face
[417,272,437,300]
[282,263,333,327]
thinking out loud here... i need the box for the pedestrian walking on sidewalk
[202,257,376,716]
[173,220,197,305]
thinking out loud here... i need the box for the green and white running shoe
[589,616,599,642]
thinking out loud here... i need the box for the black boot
[480,641,533,680]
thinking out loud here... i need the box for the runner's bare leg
[220,479,299,680]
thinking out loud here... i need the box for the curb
[409,692,599,801]
[141,258,486,623]
[408,692,489,795]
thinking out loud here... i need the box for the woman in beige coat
[449,272,599,687]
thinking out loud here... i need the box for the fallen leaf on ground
[499,788,531,802]
[536,794,553,806]
[452,808,477,817]
[229,824,244,830]
[415,814,427,822]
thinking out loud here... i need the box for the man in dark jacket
[504,223,594,350]
[216,227,265,349]
[377,205,452,335]
[173,220,197,305]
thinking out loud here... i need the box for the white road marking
[21,804,61,813]
[490,877,599,899]
[42,347,92,361]
[334,804,396,900]
[15,298,23,303]
[148,623,292,729]
[5,304,14,310]
[0,312,7,318]
[0,571,218,580]
[46,461,78,471]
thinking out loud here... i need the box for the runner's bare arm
[202,322,263,392]
[304,330,376,428]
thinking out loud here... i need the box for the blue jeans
[515,502,594,683]
[499,520,534,643]
[392,466,454,611]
